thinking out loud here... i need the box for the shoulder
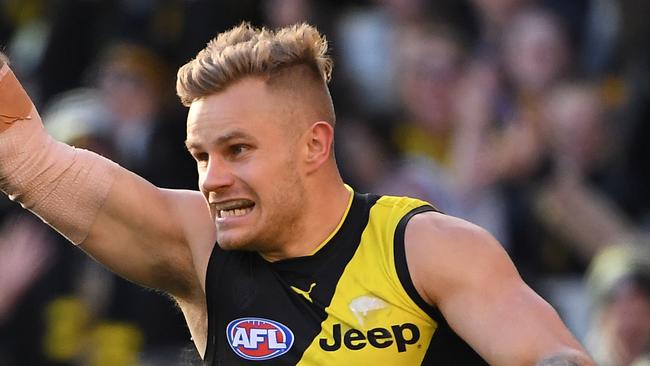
[403,211,518,306]
[371,194,435,225]
[405,211,496,249]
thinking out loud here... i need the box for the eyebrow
[185,130,253,151]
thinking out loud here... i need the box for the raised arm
[404,211,595,365]
[0,61,214,300]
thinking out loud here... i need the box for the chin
[216,238,244,251]
[216,233,257,251]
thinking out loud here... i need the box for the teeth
[219,207,252,218]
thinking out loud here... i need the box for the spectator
[451,6,574,281]
[586,243,650,366]
[534,80,633,268]
[94,42,195,188]
[372,23,509,244]
[335,0,433,115]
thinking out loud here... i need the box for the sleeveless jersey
[203,189,488,365]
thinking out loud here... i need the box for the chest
[204,243,434,365]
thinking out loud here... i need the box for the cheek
[197,170,208,191]
[198,187,215,217]
[260,163,301,202]
[245,151,295,184]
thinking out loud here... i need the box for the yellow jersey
[203,189,487,365]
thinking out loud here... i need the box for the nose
[200,156,236,193]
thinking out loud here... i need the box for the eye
[193,152,209,167]
[229,144,250,156]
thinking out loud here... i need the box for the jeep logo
[319,323,420,352]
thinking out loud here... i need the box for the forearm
[0,63,204,294]
[0,63,118,244]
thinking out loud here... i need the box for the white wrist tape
[0,65,118,244]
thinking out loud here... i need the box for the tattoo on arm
[535,352,591,366]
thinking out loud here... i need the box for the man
[0,23,594,365]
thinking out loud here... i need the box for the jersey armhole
[393,205,446,323]
[393,205,490,365]
[202,241,223,365]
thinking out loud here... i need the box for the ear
[304,121,334,174]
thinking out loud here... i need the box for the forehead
[186,78,285,145]
[510,14,562,44]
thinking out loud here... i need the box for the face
[602,282,650,363]
[504,11,567,93]
[186,78,308,252]
[471,0,527,26]
[99,63,158,121]
[545,86,605,171]
[399,33,462,133]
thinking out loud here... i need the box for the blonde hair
[176,22,333,106]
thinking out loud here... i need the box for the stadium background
[0,0,648,365]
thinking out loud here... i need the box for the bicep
[440,271,577,365]
[81,167,212,299]
[406,213,586,365]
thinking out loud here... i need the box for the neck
[261,175,351,262]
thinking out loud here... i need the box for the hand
[0,56,32,133]
[0,214,55,323]
[453,61,500,130]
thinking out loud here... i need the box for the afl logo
[226,317,294,360]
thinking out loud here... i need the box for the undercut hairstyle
[176,22,333,108]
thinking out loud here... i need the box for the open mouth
[215,200,255,219]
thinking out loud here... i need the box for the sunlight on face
[185,77,308,253]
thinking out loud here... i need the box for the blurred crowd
[0,0,649,365]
